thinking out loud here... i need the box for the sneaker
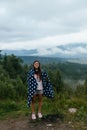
[31,113,36,120]
[37,113,42,118]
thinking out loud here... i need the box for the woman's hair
[33,60,42,80]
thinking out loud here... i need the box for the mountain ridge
[18,56,87,65]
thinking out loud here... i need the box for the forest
[0,52,87,129]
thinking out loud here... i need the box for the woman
[27,60,54,120]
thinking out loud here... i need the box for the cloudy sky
[0,0,87,56]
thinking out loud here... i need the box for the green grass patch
[0,100,31,119]
[0,94,87,129]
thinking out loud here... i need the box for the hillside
[0,54,87,130]
[68,58,87,64]
[19,56,67,65]
[19,56,87,65]
[19,56,87,81]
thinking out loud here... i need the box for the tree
[0,50,2,63]
[84,78,87,93]
[14,76,27,99]
[0,50,2,57]
[54,70,64,93]
[3,54,23,78]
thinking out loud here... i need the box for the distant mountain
[67,58,87,64]
[19,56,67,65]
[1,49,87,64]
[2,49,38,56]
[19,56,87,65]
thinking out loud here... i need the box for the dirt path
[0,115,75,130]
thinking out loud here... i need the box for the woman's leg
[38,94,43,113]
[31,95,37,114]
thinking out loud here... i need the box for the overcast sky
[0,0,87,56]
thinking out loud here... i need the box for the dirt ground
[0,114,76,130]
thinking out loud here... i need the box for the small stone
[68,121,72,124]
[47,124,53,127]
[68,108,77,113]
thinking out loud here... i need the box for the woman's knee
[38,94,43,102]
[32,95,37,103]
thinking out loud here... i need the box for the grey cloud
[0,0,87,43]
[34,42,87,58]
[1,42,87,58]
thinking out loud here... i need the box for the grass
[0,99,31,119]
[0,93,87,129]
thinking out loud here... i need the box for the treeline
[21,55,87,80]
[0,54,28,100]
[41,62,87,80]
[0,53,64,100]
[0,52,87,100]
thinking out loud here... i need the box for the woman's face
[33,61,40,69]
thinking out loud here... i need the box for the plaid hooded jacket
[27,69,54,107]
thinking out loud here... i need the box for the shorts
[34,89,43,95]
